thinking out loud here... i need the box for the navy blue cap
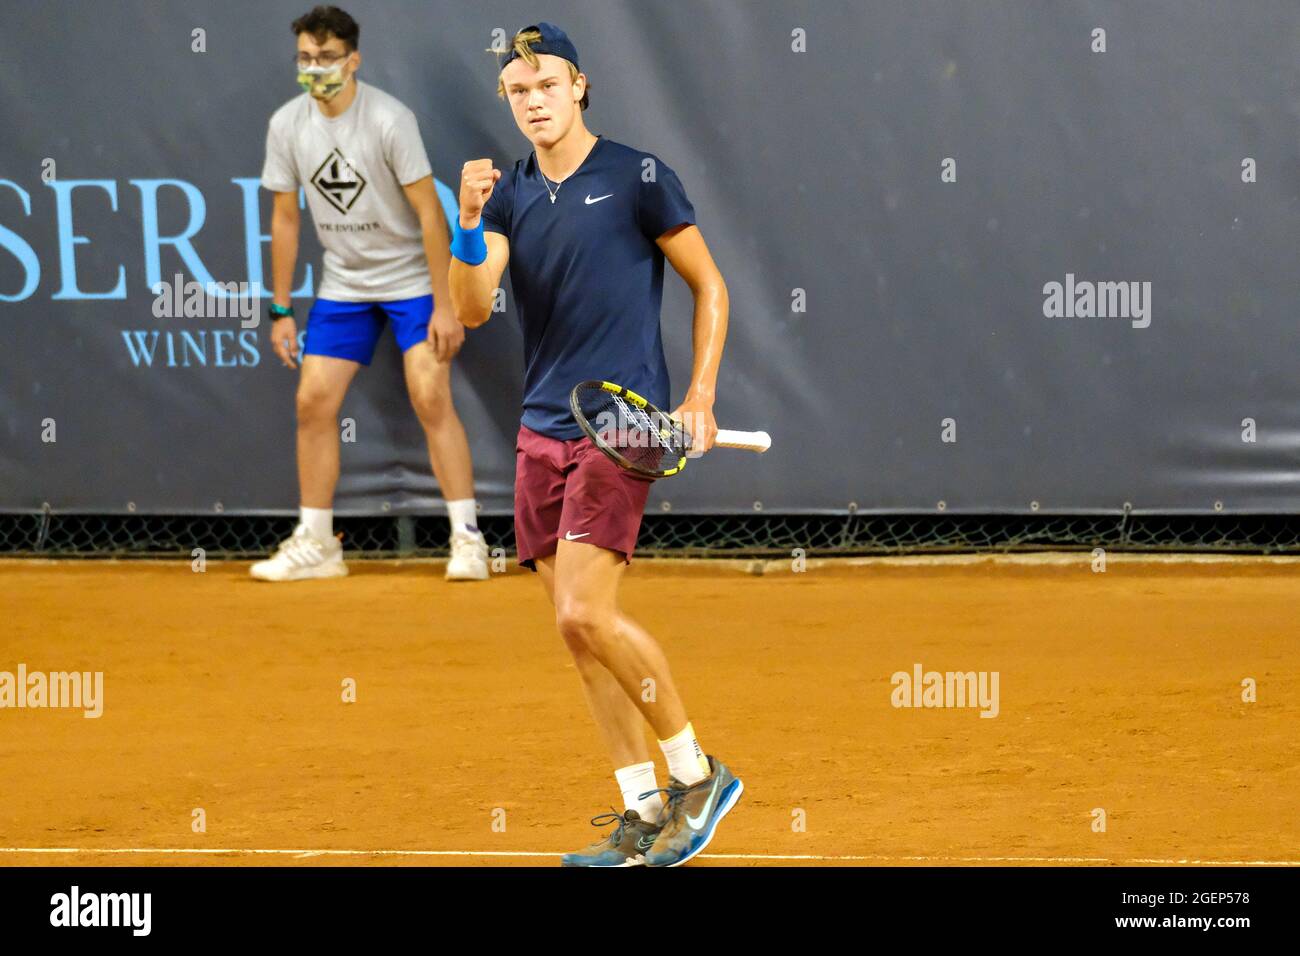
[500,22,579,73]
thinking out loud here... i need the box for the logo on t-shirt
[310,148,368,214]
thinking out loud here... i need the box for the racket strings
[613,395,657,436]
[572,384,687,474]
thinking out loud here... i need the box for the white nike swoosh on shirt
[564,531,591,540]
[584,194,613,204]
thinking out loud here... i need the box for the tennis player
[253,5,488,582]
[448,23,742,866]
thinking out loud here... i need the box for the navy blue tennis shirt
[481,136,696,439]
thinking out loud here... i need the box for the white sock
[300,507,332,542]
[658,722,710,786]
[614,761,663,822]
[446,498,479,536]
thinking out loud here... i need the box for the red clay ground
[1,556,1296,866]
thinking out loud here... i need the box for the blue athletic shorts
[302,295,433,365]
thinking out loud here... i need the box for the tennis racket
[569,380,771,478]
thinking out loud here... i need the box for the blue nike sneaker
[642,756,743,867]
[561,809,662,867]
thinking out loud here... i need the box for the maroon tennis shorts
[514,423,655,570]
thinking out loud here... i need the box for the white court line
[0,847,1295,865]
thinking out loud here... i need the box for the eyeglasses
[295,51,349,68]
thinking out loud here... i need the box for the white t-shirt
[261,80,433,301]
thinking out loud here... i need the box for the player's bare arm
[269,189,302,369]
[448,158,509,328]
[402,174,463,362]
[658,224,729,453]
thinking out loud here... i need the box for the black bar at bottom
[0,865,1290,942]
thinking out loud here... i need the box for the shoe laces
[586,809,631,847]
[639,775,709,825]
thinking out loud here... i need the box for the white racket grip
[715,429,771,453]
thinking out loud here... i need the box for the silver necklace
[539,166,561,204]
[536,139,598,204]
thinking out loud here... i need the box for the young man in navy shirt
[448,23,742,867]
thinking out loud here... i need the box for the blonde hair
[494,28,590,110]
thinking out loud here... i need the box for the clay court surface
[1,555,1296,867]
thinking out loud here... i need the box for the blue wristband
[451,220,488,265]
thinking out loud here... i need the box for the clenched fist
[459,159,501,229]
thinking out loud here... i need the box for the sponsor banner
[3,2,1297,513]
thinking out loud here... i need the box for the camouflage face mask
[297,62,348,100]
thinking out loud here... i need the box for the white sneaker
[249,524,347,582]
[445,529,489,581]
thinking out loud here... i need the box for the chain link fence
[2,510,1298,558]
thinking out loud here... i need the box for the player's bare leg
[541,549,668,866]
[547,539,741,866]
[555,538,745,871]
[550,539,689,740]
[536,554,651,768]
[403,342,487,580]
